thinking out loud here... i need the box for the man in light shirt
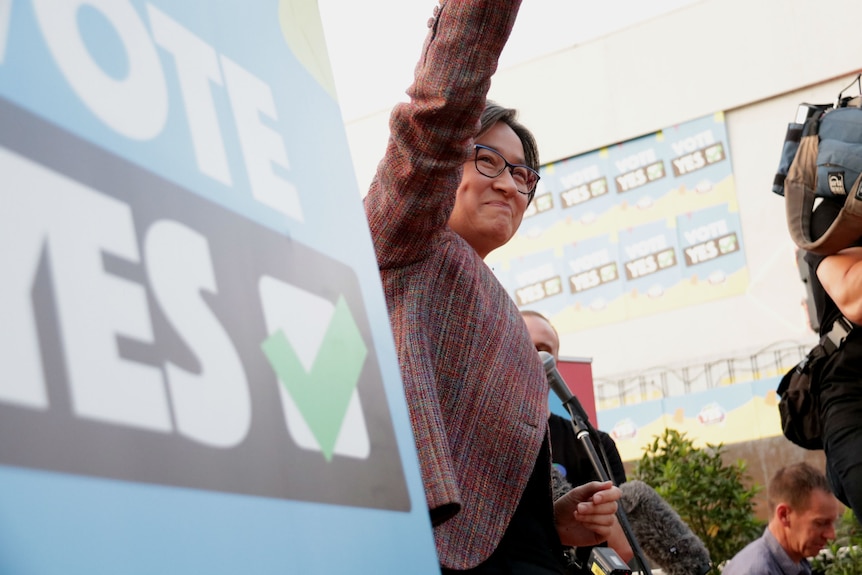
[722,462,841,575]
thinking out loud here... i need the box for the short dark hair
[478,101,540,204]
[768,462,831,514]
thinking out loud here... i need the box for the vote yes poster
[0,1,437,573]
[488,113,748,335]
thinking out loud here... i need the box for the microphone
[540,350,592,437]
[541,350,654,575]
[619,480,712,575]
[540,350,575,405]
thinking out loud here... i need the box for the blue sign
[0,1,437,573]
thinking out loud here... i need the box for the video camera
[773,74,862,256]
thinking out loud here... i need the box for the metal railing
[594,340,813,410]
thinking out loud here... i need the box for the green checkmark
[261,295,367,461]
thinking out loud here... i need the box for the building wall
[343,0,862,385]
[340,1,857,523]
[487,0,862,166]
[559,75,857,383]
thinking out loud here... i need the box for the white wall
[562,75,858,381]
[491,0,862,165]
[346,0,862,191]
[343,0,862,380]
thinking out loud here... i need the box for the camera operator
[804,197,862,522]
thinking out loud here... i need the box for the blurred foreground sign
[0,1,437,573]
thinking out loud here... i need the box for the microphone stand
[559,393,654,575]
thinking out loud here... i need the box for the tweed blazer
[364,0,550,569]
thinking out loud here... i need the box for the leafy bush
[811,509,862,575]
[632,428,764,568]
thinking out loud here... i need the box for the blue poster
[0,1,437,573]
[676,203,745,287]
[509,248,568,315]
[598,376,784,462]
[619,219,682,302]
[561,235,624,314]
[486,112,748,334]
[607,132,669,216]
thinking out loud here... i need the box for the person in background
[363,1,621,573]
[722,462,841,575]
[521,310,627,486]
[521,310,632,573]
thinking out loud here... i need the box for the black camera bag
[777,315,852,450]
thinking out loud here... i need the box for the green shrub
[632,428,764,568]
[811,509,862,575]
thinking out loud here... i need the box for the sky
[318,0,699,122]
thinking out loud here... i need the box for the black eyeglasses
[472,144,540,196]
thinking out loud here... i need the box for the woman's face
[448,121,530,259]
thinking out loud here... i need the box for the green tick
[261,295,367,461]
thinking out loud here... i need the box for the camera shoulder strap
[784,111,862,256]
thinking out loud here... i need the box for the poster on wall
[596,377,782,461]
[0,1,437,573]
[488,113,749,336]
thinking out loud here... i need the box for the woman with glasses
[363,1,621,573]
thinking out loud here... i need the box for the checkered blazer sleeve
[364,0,522,269]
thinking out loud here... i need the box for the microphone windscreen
[620,480,712,575]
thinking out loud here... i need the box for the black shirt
[803,198,862,426]
[547,414,627,575]
[547,414,627,487]
[443,436,566,575]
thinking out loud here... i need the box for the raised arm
[364,0,522,269]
